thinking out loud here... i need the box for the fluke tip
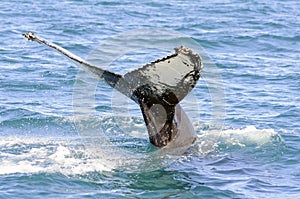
[23,32,36,41]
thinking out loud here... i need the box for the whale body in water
[23,32,203,149]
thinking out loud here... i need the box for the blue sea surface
[1,0,300,198]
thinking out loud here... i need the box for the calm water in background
[0,0,300,198]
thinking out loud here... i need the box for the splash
[195,125,283,156]
[0,134,172,175]
[0,124,284,175]
[0,136,115,175]
[218,126,283,146]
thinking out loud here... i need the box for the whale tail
[23,32,202,148]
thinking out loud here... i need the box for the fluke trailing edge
[23,32,203,148]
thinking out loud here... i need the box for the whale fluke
[23,32,203,148]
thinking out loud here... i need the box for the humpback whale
[23,32,203,148]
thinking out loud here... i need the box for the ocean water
[1,0,300,198]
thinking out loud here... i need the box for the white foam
[220,126,282,146]
[197,125,283,154]
[0,126,282,175]
[0,137,115,175]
